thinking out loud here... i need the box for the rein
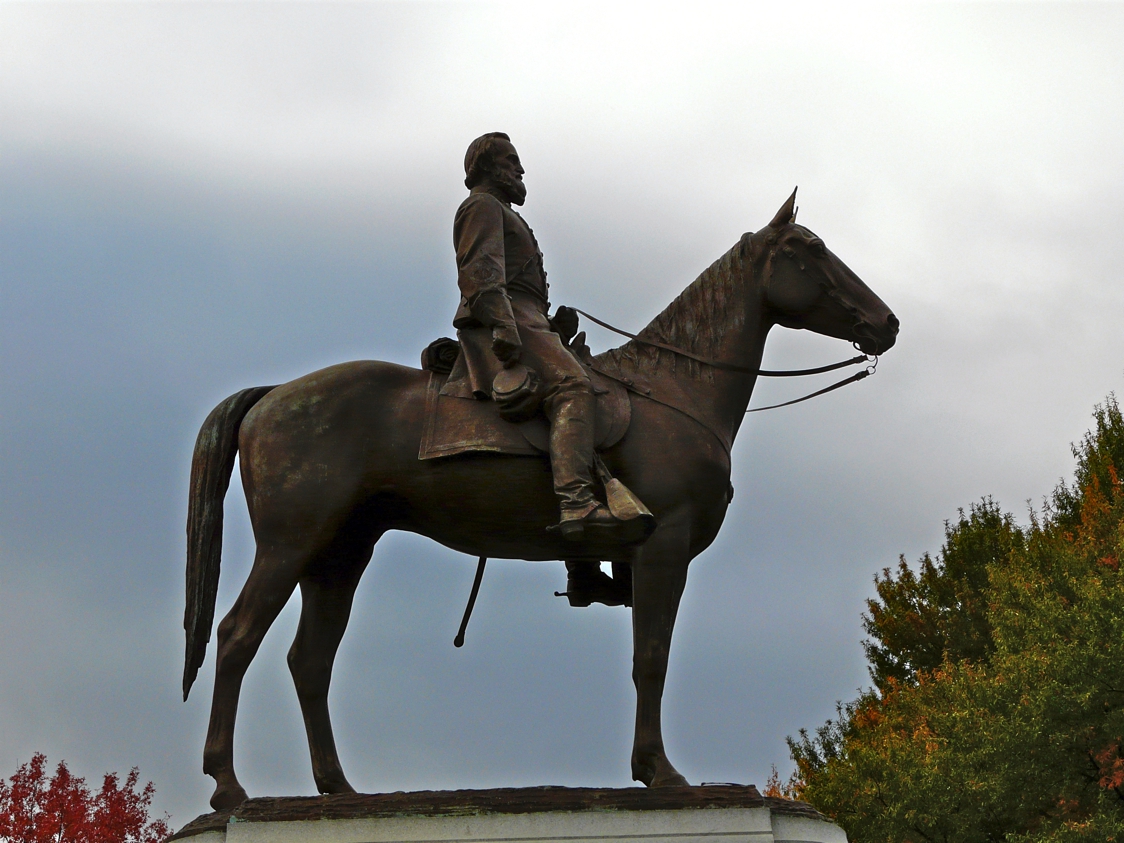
[568,307,878,412]
[746,359,877,413]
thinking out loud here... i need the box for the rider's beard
[496,172,527,206]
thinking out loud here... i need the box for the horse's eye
[810,242,826,257]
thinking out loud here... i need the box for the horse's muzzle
[856,311,899,355]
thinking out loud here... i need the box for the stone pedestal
[168,786,846,843]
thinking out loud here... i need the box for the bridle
[572,224,884,411]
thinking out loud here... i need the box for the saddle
[418,337,631,460]
[419,337,653,615]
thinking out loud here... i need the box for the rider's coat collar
[471,183,516,207]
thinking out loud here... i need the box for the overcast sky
[2,2,1123,830]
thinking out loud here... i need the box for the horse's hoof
[650,770,690,787]
[633,755,690,788]
[210,782,249,812]
[315,774,357,795]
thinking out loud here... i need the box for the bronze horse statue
[182,191,898,811]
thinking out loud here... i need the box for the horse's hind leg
[204,546,304,811]
[287,537,377,795]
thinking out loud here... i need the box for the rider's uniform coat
[441,184,598,517]
[442,186,587,401]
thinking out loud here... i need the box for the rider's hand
[491,323,522,365]
[550,305,579,344]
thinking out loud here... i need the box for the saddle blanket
[419,371,631,460]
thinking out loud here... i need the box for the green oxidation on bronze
[183,139,899,813]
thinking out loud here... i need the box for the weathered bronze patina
[182,137,898,811]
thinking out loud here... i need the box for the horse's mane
[594,234,755,380]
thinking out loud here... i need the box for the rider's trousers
[543,386,598,517]
[509,295,599,517]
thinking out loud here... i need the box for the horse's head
[755,190,898,356]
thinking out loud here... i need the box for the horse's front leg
[630,526,691,787]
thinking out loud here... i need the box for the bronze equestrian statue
[182,135,899,812]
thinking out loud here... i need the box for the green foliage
[1052,395,1124,532]
[789,395,1124,843]
[862,499,1022,692]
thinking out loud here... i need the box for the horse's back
[238,361,430,520]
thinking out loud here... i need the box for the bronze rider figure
[450,132,624,540]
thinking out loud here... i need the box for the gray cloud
[2,2,1123,829]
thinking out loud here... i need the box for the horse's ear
[769,188,798,228]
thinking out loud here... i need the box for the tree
[787,396,1124,842]
[0,754,170,843]
[862,498,1022,692]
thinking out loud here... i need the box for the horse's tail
[183,385,277,701]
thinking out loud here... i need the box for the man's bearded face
[488,140,527,206]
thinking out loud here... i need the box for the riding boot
[545,386,600,522]
[557,561,632,608]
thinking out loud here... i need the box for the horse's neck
[603,240,770,446]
